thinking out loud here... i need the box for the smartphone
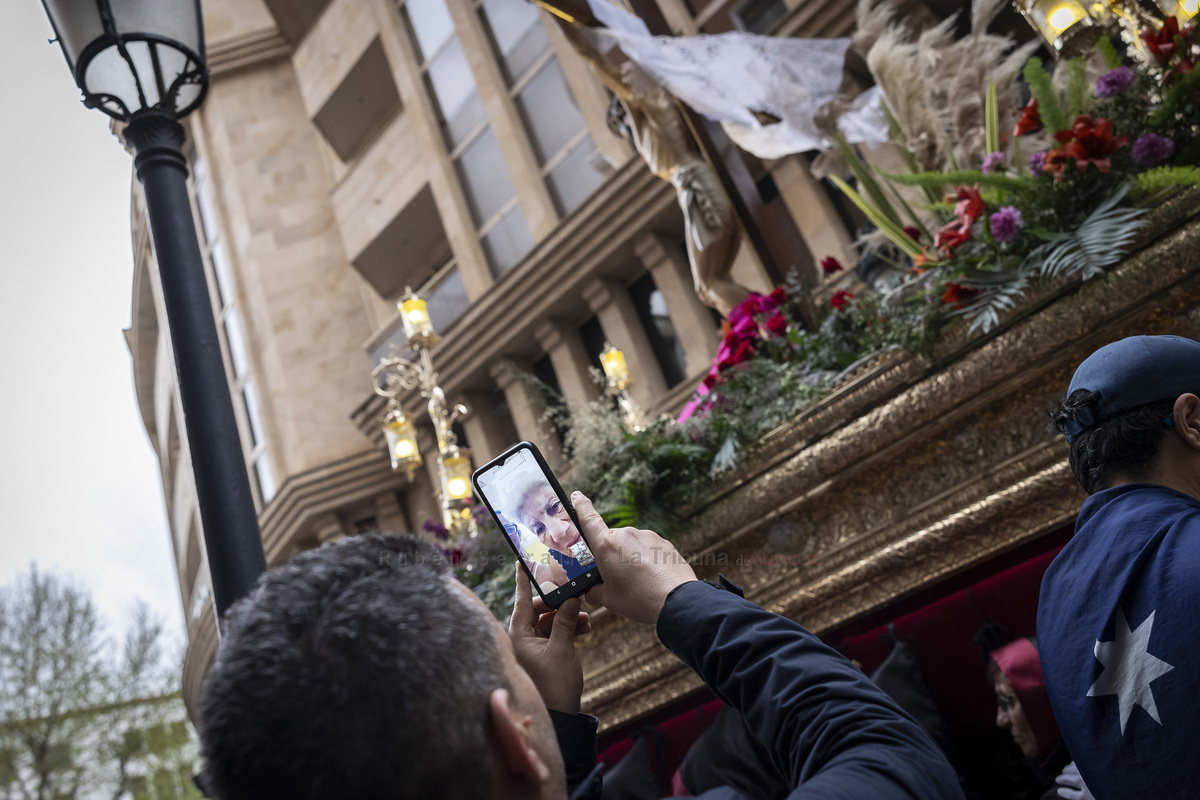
[472,441,602,608]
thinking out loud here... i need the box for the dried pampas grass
[857,0,1041,172]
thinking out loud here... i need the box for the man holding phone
[196,492,963,799]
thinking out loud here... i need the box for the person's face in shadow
[994,671,1040,760]
[520,485,581,556]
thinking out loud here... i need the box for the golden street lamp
[1155,0,1198,21]
[600,342,643,431]
[372,289,475,539]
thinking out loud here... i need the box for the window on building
[479,0,606,215]
[191,157,277,510]
[629,273,688,388]
[401,0,534,275]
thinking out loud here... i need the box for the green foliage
[1066,58,1091,119]
[1130,166,1200,196]
[833,134,904,228]
[882,169,1029,193]
[1097,37,1122,69]
[1023,186,1148,282]
[829,176,924,258]
[986,80,1001,156]
[0,569,199,800]
[1024,58,1068,134]
[1150,67,1200,128]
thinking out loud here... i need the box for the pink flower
[981,151,1004,174]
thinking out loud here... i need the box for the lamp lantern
[1154,0,1199,21]
[399,287,440,349]
[383,407,422,477]
[41,0,207,121]
[600,343,632,391]
[1015,0,1103,54]
[442,450,475,510]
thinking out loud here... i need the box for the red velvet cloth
[991,637,1061,761]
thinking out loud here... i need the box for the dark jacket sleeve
[657,580,964,800]
[550,710,603,800]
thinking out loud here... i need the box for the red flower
[953,185,984,229]
[933,223,971,252]
[1140,16,1197,72]
[768,287,787,305]
[731,339,755,365]
[1042,148,1072,182]
[1053,115,1129,175]
[941,282,982,309]
[1013,98,1043,136]
[830,290,855,311]
[819,256,843,274]
[903,226,922,242]
[702,372,719,389]
[765,314,788,337]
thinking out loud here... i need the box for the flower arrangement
[835,11,1200,333]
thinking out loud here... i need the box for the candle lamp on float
[600,342,644,431]
[372,288,476,540]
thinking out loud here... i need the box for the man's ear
[1172,394,1200,452]
[488,689,552,785]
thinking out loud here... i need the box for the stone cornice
[206,28,292,79]
[258,448,406,562]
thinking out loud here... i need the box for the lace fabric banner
[585,0,888,158]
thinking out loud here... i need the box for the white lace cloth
[585,0,889,158]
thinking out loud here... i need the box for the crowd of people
[189,334,1199,799]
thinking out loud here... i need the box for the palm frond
[1022,186,1147,282]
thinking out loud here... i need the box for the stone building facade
[126,0,892,713]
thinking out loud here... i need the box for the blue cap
[1063,335,1200,443]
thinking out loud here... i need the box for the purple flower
[1131,133,1175,167]
[981,151,1005,174]
[990,206,1023,243]
[1028,150,1047,177]
[1096,66,1135,98]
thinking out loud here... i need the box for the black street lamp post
[41,0,267,624]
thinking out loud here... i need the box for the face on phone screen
[475,448,596,594]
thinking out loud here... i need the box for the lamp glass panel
[109,0,202,54]
[81,46,143,113]
[42,0,106,68]
[443,456,473,500]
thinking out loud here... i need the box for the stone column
[490,359,562,467]
[459,390,517,465]
[374,490,409,534]
[771,156,857,270]
[581,277,668,409]
[634,233,720,377]
[313,512,345,545]
[535,320,600,409]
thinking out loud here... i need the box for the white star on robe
[1088,610,1175,734]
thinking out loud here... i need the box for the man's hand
[572,492,697,625]
[508,565,591,714]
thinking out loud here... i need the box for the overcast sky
[0,4,186,650]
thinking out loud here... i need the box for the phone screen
[473,444,599,600]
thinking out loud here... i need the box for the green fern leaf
[1023,186,1147,282]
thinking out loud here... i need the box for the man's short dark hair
[197,534,507,800]
[1049,389,1175,494]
